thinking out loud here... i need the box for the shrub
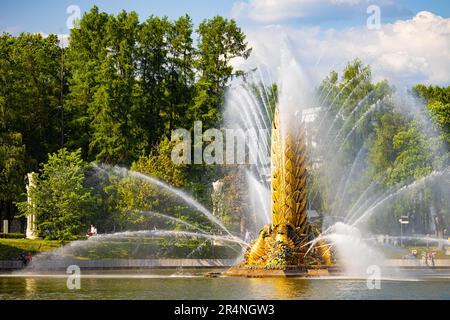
[0,233,25,239]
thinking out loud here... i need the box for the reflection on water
[1,269,450,300]
[24,277,37,298]
[244,277,310,299]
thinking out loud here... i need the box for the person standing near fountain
[428,251,435,268]
[86,224,97,237]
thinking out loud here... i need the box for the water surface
[1,268,449,300]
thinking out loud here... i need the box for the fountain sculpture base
[225,265,341,278]
[225,222,336,277]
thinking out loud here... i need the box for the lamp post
[399,216,409,247]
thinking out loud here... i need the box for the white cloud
[38,32,70,48]
[235,11,450,87]
[232,0,410,23]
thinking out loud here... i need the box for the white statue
[25,172,38,239]
[211,180,224,218]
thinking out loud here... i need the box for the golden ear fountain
[226,107,335,277]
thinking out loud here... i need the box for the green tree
[414,84,450,151]
[412,84,450,236]
[89,10,147,164]
[132,138,187,187]
[137,15,171,146]
[0,32,62,228]
[428,100,450,144]
[165,15,195,132]
[0,132,27,224]
[192,16,251,128]
[0,32,62,166]
[389,126,433,184]
[65,6,109,159]
[369,112,409,185]
[18,149,96,240]
[413,84,450,105]
[369,112,432,187]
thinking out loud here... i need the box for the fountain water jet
[20,229,248,272]
[139,211,211,235]
[93,163,237,240]
[226,107,334,277]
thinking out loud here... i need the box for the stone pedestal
[2,220,8,234]
[26,217,38,239]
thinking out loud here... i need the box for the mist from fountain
[319,223,385,276]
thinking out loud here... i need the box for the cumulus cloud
[232,0,410,23]
[235,11,450,87]
[38,32,70,48]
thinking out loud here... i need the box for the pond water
[1,268,450,300]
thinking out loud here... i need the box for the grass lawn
[0,238,65,260]
[0,237,239,260]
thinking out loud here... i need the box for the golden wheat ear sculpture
[243,106,332,268]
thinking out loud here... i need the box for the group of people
[408,249,436,267]
[410,249,436,267]
[19,252,32,266]
[422,251,436,267]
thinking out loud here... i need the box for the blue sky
[0,0,449,35]
[0,0,232,34]
[1,0,449,86]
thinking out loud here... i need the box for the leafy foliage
[17,149,96,240]
[0,7,251,239]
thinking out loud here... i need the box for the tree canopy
[4,6,251,239]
